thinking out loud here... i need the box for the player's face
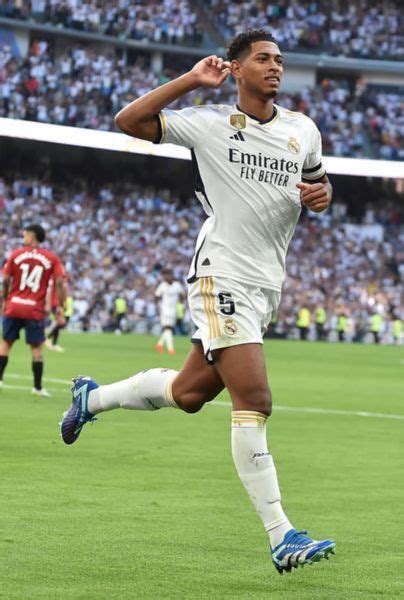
[232,41,284,99]
[23,230,35,245]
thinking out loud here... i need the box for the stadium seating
[2,1,403,60]
[0,39,402,159]
[201,0,404,60]
[0,0,204,46]
[0,175,401,340]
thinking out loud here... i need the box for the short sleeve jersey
[158,104,326,291]
[155,281,183,315]
[3,246,65,320]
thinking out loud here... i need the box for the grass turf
[0,334,403,599]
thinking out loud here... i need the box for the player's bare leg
[213,343,335,573]
[61,343,224,444]
[171,343,224,411]
[88,342,224,413]
[213,343,292,543]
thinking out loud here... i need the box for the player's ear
[231,59,242,80]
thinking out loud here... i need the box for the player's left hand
[296,182,331,213]
[55,306,66,327]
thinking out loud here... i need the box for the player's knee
[236,386,272,416]
[31,346,43,361]
[174,391,215,414]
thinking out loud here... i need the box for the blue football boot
[60,376,99,445]
[271,529,335,574]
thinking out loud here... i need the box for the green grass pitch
[0,334,403,599]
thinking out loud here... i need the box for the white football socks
[232,411,293,549]
[88,368,179,414]
[165,329,174,352]
[158,329,174,352]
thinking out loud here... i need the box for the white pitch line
[8,373,71,385]
[2,384,64,393]
[4,377,404,421]
[212,400,404,421]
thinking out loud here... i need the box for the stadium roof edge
[0,118,402,179]
[1,16,404,73]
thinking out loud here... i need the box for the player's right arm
[1,274,10,313]
[53,258,67,315]
[114,56,231,142]
[55,276,67,308]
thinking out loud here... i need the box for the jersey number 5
[19,263,44,293]
[218,292,235,316]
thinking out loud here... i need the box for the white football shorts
[188,276,281,361]
[160,310,176,328]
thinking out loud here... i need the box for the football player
[61,30,335,573]
[1,224,66,396]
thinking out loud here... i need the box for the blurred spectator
[0,0,203,46]
[2,1,403,59]
[203,0,404,60]
[0,173,402,341]
[0,39,402,159]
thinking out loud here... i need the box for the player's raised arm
[114,56,231,142]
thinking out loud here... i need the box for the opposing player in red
[0,224,66,396]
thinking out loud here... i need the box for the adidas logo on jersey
[229,132,245,141]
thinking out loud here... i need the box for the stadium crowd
[1,0,403,60]
[0,40,403,159]
[0,0,203,46]
[203,0,404,60]
[0,174,402,343]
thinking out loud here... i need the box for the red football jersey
[3,246,65,320]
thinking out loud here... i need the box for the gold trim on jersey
[158,112,167,143]
[200,276,221,339]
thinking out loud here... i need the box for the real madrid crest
[224,318,237,336]
[230,114,246,130]
[287,137,300,154]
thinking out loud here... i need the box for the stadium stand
[0,173,402,341]
[200,0,404,60]
[0,0,204,45]
[2,0,403,60]
[0,3,402,343]
[0,39,402,159]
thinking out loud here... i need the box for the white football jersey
[158,104,326,291]
[155,280,183,315]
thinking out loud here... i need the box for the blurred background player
[45,270,69,352]
[336,312,348,342]
[175,298,187,335]
[113,294,127,334]
[315,305,327,341]
[392,316,402,345]
[155,268,184,355]
[0,224,66,396]
[370,311,383,344]
[296,304,311,340]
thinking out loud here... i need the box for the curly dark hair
[227,29,277,61]
[24,223,46,243]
